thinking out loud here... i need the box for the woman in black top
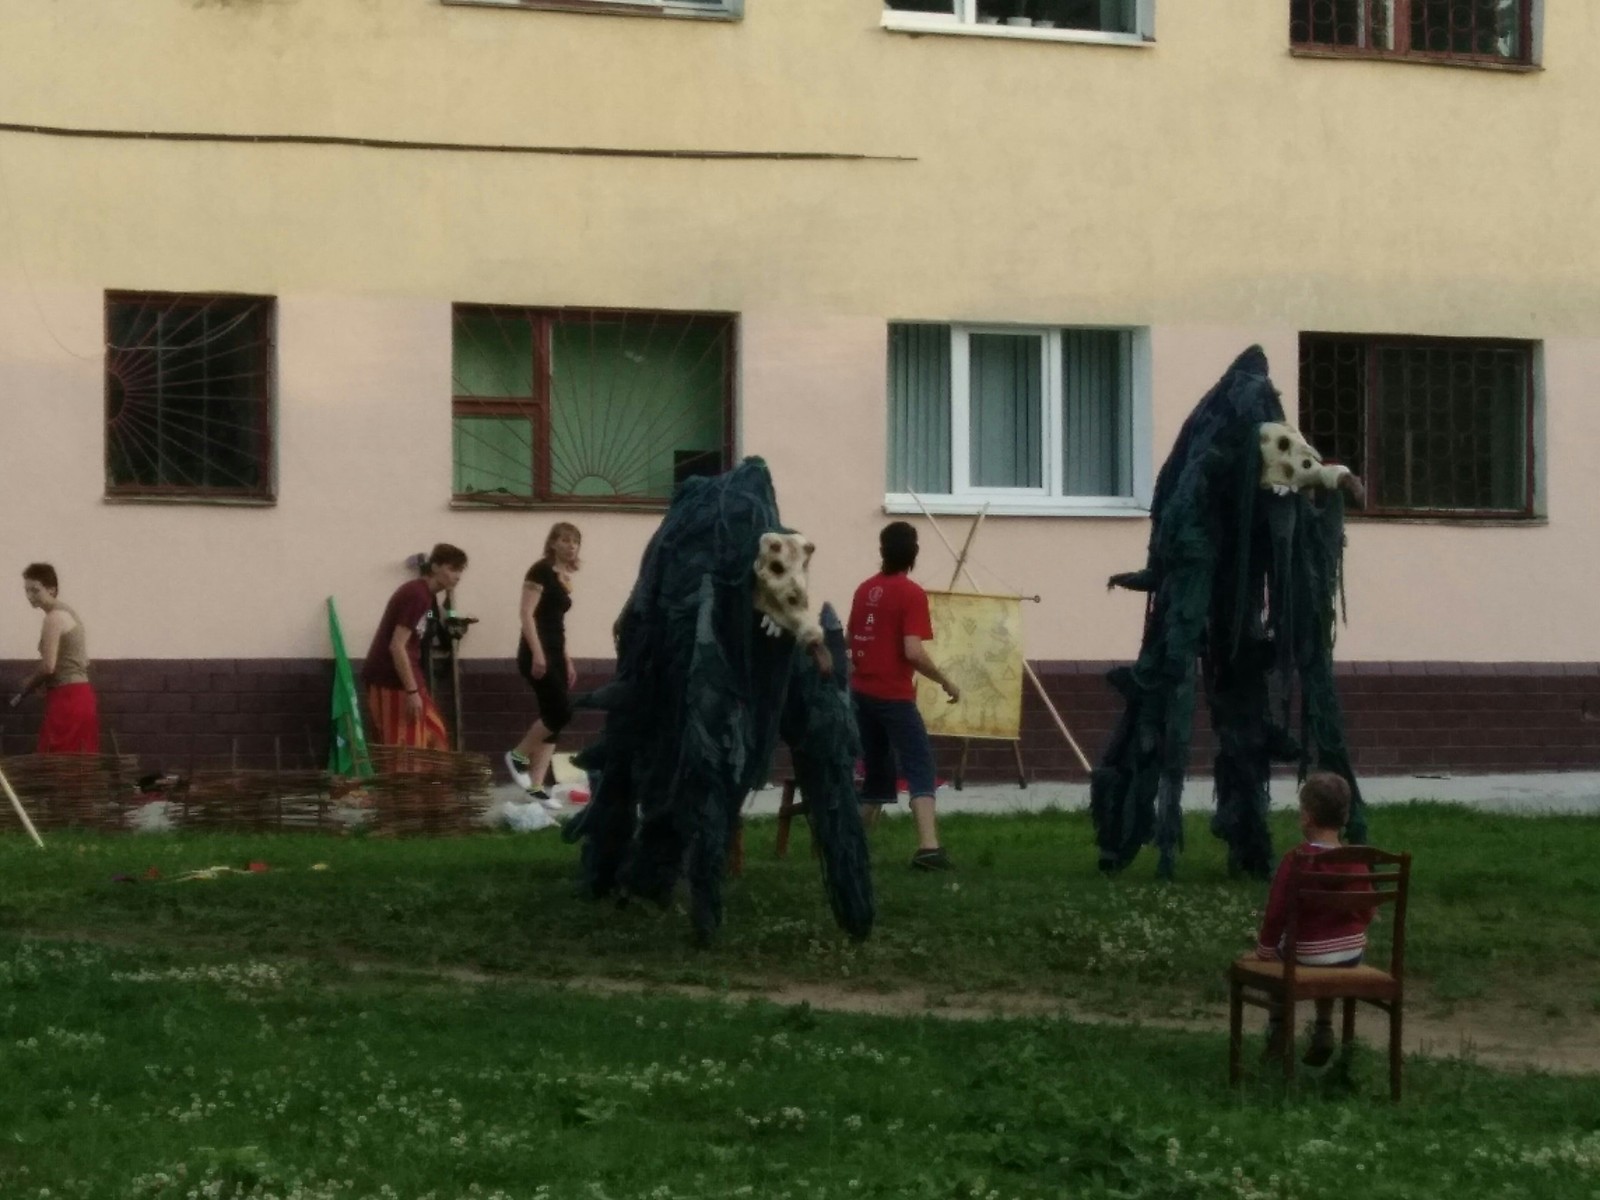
[505,522,581,808]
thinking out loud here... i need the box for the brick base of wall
[3,659,1597,780]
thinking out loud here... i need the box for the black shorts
[517,643,572,736]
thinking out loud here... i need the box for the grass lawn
[4,936,1600,1200]
[2,805,1596,1021]
[2,804,1598,1198]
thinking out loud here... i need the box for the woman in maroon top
[360,544,466,749]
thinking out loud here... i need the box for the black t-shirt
[520,560,571,662]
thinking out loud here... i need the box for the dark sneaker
[1302,1023,1336,1068]
[1262,1022,1286,1062]
[910,848,954,872]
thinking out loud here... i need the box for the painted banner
[914,590,1024,741]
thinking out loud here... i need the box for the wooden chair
[774,779,812,858]
[1228,846,1412,1100]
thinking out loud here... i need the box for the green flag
[327,597,373,778]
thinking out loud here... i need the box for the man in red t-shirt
[360,543,467,749]
[848,522,961,871]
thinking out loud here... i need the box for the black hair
[879,522,918,575]
[22,563,58,593]
[428,543,468,571]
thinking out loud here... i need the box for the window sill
[451,496,669,514]
[103,493,276,507]
[884,494,1148,518]
[1347,513,1546,527]
[1289,46,1539,73]
[441,0,741,18]
[881,14,1151,48]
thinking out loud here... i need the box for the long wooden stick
[0,762,45,849]
[947,503,989,591]
[908,493,1093,774]
[1019,659,1092,774]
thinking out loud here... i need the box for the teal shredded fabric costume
[1091,347,1367,880]
[565,458,873,944]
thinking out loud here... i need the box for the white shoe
[541,795,565,813]
[505,751,533,791]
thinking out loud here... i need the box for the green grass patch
[2,936,1599,1200]
[2,805,1596,1021]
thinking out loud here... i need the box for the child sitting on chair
[1254,771,1373,1066]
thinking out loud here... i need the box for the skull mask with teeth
[753,532,824,649]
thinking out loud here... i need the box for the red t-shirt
[847,572,934,702]
[360,578,438,691]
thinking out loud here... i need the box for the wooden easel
[911,495,1093,779]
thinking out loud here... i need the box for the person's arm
[521,579,548,679]
[12,613,65,703]
[388,624,423,717]
[1254,855,1294,960]
[903,635,959,703]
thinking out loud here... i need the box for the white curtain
[970,333,1043,489]
[887,323,952,493]
[1062,330,1132,497]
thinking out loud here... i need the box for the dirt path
[338,961,1600,1076]
[17,927,1593,1075]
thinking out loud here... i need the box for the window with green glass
[451,306,733,506]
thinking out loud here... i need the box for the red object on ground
[143,867,162,881]
[569,788,590,806]
[247,861,269,873]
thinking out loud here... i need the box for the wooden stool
[775,779,812,858]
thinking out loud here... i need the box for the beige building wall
[1,0,1597,664]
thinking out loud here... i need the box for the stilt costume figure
[565,457,873,944]
[1091,347,1368,881]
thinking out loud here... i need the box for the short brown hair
[1299,772,1351,829]
[22,563,58,592]
[428,543,468,571]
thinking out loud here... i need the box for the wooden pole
[1020,659,1093,775]
[908,493,1094,775]
[0,762,45,849]
[947,503,989,591]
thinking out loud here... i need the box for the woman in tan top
[11,563,101,753]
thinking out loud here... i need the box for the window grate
[451,306,734,507]
[1290,0,1531,64]
[1299,333,1533,517]
[104,292,275,500]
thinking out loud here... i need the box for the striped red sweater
[1255,842,1373,963]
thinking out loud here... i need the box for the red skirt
[366,685,450,751]
[38,682,101,754]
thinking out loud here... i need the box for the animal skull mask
[753,531,823,649]
[1257,422,1365,506]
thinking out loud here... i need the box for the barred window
[1299,334,1535,518]
[1290,1,1534,64]
[452,306,733,507]
[104,292,275,501]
